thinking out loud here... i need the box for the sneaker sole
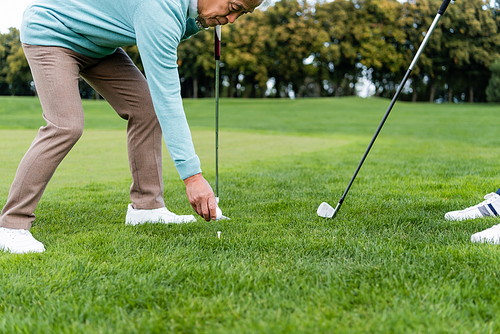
[125,216,196,225]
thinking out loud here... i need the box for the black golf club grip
[438,0,452,15]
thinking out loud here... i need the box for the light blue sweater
[21,0,202,180]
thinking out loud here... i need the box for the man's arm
[133,0,218,220]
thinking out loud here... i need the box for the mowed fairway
[1,96,500,333]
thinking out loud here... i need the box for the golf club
[214,25,229,221]
[215,25,221,203]
[317,0,452,219]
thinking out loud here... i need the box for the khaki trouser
[0,44,165,230]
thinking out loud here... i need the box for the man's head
[196,0,264,27]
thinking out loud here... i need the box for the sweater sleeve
[133,0,201,180]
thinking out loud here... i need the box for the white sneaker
[125,204,196,225]
[471,224,500,244]
[445,192,500,221]
[0,227,45,254]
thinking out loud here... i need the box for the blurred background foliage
[0,0,499,102]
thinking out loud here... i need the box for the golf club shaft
[215,59,220,198]
[215,26,221,199]
[333,0,451,216]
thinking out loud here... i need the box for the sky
[0,0,497,34]
[0,0,33,34]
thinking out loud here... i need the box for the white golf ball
[216,207,223,220]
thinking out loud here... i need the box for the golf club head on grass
[317,202,338,218]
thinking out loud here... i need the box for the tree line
[1,0,499,102]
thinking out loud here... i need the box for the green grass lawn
[1,96,500,333]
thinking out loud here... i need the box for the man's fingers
[209,197,218,221]
[190,200,218,222]
[195,198,218,221]
[190,201,208,221]
[201,199,211,221]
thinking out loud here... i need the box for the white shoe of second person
[125,204,196,225]
[0,227,45,254]
[445,192,500,221]
[471,224,500,244]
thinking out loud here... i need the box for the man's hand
[183,173,218,221]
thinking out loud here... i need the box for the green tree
[486,58,500,102]
[440,0,500,102]
[223,9,275,98]
[355,0,406,98]
[259,0,321,97]
[0,28,32,96]
[400,0,443,102]
[315,0,407,98]
[313,0,357,97]
[177,30,214,98]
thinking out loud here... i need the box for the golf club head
[317,202,336,218]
